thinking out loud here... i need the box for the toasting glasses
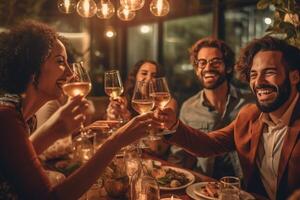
[149,77,175,136]
[62,61,92,136]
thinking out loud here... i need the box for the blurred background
[0,0,275,107]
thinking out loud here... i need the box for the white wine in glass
[62,61,92,136]
[104,70,124,99]
[150,77,171,109]
[131,81,154,115]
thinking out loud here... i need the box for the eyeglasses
[194,57,224,69]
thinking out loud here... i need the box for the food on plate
[152,167,190,188]
[198,182,220,198]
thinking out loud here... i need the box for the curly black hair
[236,36,300,91]
[189,37,235,80]
[0,20,58,94]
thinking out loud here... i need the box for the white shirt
[256,93,299,200]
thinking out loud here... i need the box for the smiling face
[136,62,157,83]
[250,51,294,113]
[36,39,72,100]
[196,47,227,89]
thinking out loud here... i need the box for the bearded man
[158,36,300,200]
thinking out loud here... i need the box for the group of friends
[0,20,299,200]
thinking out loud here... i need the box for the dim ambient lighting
[105,30,115,38]
[264,17,272,25]
[140,25,151,33]
[120,0,145,11]
[76,0,97,18]
[150,0,170,17]
[96,0,115,19]
[58,0,170,21]
[57,0,77,13]
[117,6,136,21]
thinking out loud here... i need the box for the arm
[30,96,89,154]
[166,120,235,157]
[1,106,157,199]
[156,107,236,158]
[106,96,131,121]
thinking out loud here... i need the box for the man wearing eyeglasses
[168,37,254,179]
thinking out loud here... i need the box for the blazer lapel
[277,99,300,186]
[247,118,264,179]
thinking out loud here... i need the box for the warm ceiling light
[96,0,115,19]
[117,7,136,21]
[77,0,97,18]
[57,0,77,13]
[120,0,145,11]
[150,0,170,17]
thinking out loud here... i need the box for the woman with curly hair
[0,20,156,199]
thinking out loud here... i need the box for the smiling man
[168,38,253,180]
[158,36,300,200]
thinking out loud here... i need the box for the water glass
[219,176,240,200]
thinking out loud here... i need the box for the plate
[186,182,255,200]
[157,166,195,191]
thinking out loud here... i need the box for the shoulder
[181,91,202,109]
[237,103,261,121]
[0,106,25,130]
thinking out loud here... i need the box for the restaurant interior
[1,0,300,199]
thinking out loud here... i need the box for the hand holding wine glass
[62,61,92,136]
[149,77,174,135]
[104,70,125,122]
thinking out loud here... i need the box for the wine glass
[124,146,141,183]
[62,61,92,137]
[104,70,125,123]
[131,81,157,147]
[104,70,124,99]
[149,77,173,135]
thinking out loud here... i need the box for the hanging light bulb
[96,0,115,19]
[150,0,170,17]
[117,6,136,21]
[120,0,145,11]
[77,0,97,18]
[57,0,77,13]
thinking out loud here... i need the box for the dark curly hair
[236,36,300,91]
[189,37,235,80]
[0,20,58,94]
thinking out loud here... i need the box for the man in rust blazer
[157,36,300,200]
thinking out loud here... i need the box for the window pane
[127,23,158,71]
[224,5,273,53]
[163,14,213,106]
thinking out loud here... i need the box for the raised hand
[154,107,177,130]
[106,96,131,121]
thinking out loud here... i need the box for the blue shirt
[175,84,253,178]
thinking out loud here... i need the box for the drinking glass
[62,61,92,136]
[124,146,141,182]
[219,176,241,200]
[131,81,156,147]
[104,70,125,123]
[104,70,124,99]
[149,77,173,136]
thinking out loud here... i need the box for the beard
[254,77,291,113]
[199,69,227,90]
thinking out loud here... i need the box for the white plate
[158,166,195,191]
[186,182,255,200]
